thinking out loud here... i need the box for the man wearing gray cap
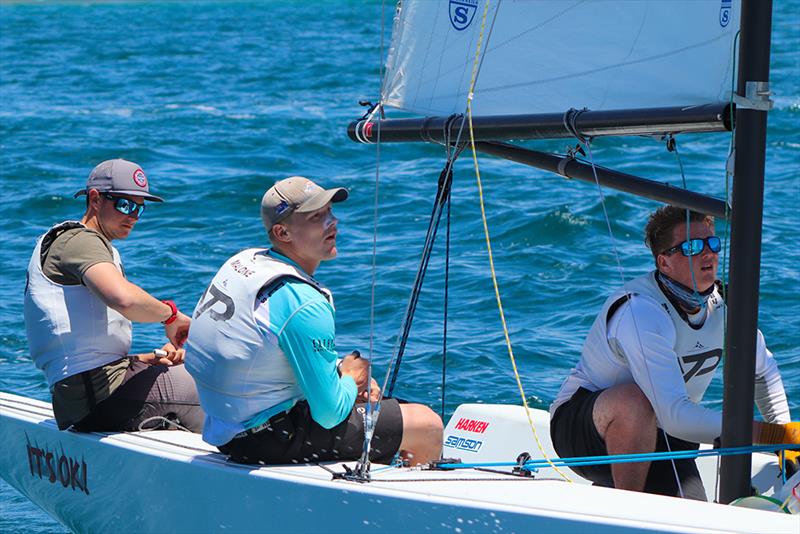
[186,176,443,466]
[24,159,204,433]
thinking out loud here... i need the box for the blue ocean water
[0,2,797,531]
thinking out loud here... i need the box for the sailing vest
[23,221,133,387]
[551,271,724,414]
[185,249,333,442]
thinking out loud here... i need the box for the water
[1,2,797,531]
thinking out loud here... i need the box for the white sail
[382,0,741,116]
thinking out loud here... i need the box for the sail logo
[449,0,478,31]
[25,435,89,495]
[719,0,732,27]
[445,434,483,452]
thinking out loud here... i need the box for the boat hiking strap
[433,443,800,471]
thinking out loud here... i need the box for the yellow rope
[464,0,571,483]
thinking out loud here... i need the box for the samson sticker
[445,434,483,453]
[453,417,489,433]
[26,435,89,495]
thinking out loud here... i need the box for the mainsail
[382,0,741,116]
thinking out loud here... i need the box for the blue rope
[436,443,800,471]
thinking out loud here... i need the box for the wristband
[161,300,178,325]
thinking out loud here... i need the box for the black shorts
[219,398,404,465]
[550,387,707,501]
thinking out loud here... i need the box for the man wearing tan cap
[186,176,443,466]
[24,159,203,433]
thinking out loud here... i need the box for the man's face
[657,221,718,292]
[96,192,145,240]
[280,202,339,264]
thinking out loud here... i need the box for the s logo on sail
[719,0,732,27]
[449,0,478,31]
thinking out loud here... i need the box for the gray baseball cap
[74,159,164,202]
[261,176,348,230]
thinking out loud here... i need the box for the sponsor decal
[312,338,335,352]
[363,122,374,138]
[132,168,148,188]
[449,0,478,31]
[453,417,489,434]
[680,348,722,382]
[719,0,732,27]
[26,435,89,495]
[445,434,483,452]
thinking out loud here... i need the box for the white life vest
[23,221,133,387]
[185,248,332,444]
[551,271,724,414]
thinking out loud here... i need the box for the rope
[441,181,451,421]
[578,138,685,497]
[357,0,389,478]
[462,0,571,483]
[436,443,800,471]
[714,28,740,503]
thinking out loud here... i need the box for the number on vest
[194,283,235,321]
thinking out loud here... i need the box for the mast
[719,0,773,504]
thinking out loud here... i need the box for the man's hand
[339,352,370,391]
[165,311,191,348]
[357,378,381,403]
[136,343,185,366]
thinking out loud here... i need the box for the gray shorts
[72,359,204,433]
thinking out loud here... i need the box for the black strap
[39,221,85,265]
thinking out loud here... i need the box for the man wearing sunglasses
[24,159,204,434]
[549,205,797,500]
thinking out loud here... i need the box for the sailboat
[2,1,798,532]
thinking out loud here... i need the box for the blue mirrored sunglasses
[661,236,721,257]
[102,193,146,217]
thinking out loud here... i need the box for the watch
[161,300,178,325]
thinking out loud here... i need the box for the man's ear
[656,253,671,275]
[86,189,101,213]
[271,223,291,244]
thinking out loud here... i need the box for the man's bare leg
[398,404,444,465]
[592,383,657,491]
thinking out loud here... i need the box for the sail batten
[383,1,741,117]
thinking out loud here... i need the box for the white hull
[2,392,797,533]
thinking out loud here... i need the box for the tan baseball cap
[260,176,348,230]
[74,159,164,202]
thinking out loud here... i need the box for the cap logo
[132,169,147,188]
[304,182,321,194]
[275,200,290,216]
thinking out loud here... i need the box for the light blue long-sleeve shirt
[247,251,357,430]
